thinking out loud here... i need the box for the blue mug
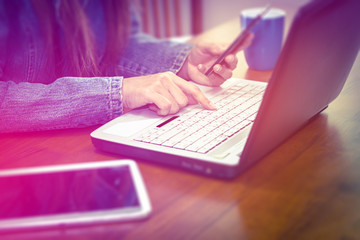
[241,8,285,71]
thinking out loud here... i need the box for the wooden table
[1,12,360,240]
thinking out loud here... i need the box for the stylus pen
[205,5,271,77]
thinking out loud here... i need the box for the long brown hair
[31,0,130,77]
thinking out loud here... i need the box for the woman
[0,0,252,133]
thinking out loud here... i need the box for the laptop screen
[241,0,360,168]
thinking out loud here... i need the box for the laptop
[91,0,360,178]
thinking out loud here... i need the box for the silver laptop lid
[241,0,360,169]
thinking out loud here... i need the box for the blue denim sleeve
[0,77,123,133]
[118,32,193,77]
[0,1,194,133]
[117,1,193,77]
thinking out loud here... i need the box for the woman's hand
[177,34,253,87]
[122,72,216,116]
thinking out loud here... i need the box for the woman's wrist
[176,57,190,81]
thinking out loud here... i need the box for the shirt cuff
[109,76,124,119]
[170,44,193,74]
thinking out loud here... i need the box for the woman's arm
[117,32,193,78]
[0,76,123,133]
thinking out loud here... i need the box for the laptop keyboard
[134,84,266,154]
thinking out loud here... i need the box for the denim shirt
[0,0,192,133]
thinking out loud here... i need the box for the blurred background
[133,0,312,39]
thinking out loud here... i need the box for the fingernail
[227,55,234,62]
[198,64,205,72]
[215,65,221,72]
[208,102,217,110]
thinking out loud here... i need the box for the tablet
[0,160,151,231]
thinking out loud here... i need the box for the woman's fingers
[154,76,190,115]
[148,92,176,116]
[224,54,238,70]
[212,64,233,83]
[123,72,215,116]
[172,75,216,110]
